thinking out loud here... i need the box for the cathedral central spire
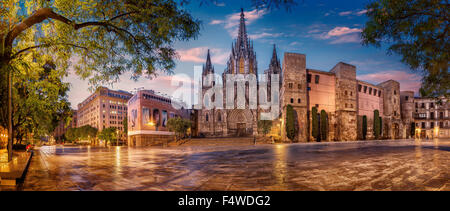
[236,8,248,51]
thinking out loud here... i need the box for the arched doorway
[227,109,254,136]
[393,123,400,139]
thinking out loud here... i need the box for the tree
[320,110,327,141]
[97,127,117,147]
[362,0,450,98]
[0,61,71,144]
[0,0,201,161]
[311,106,320,142]
[65,127,78,143]
[373,110,381,139]
[362,115,367,140]
[122,117,128,137]
[167,117,191,140]
[285,104,296,142]
[258,120,273,137]
[78,125,98,145]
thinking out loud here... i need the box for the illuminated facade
[127,89,190,146]
[77,87,132,140]
[413,97,450,138]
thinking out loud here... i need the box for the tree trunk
[7,64,13,161]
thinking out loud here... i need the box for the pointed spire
[236,8,248,52]
[203,49,214,75]
[206,49,212,69]
[271,44,278,63]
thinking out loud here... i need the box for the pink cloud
[323,27,362,38]
[177,47,228,65]
[357,70,422,93]
[329,33,361,44]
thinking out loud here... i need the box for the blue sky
[65,0,422,109]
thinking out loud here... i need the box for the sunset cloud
[177,47,228,65]
[357,70,422,93]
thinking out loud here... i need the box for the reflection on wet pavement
[11,139,450,191]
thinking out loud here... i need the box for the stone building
[77,87,132,141]
[276,53,414,142]
[413,97,450,138]
[127,89,189,146]
[196,9,275,137]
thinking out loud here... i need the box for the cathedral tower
[225,8,258,75]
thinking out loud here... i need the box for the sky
[64,0,423,109]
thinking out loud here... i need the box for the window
[288,83,293,89]
[373,89,377,96]
[364,86,367,93]
[421,122,425,128]
[358,84,362,92]
[307,74,312,83]
[430,103,434,108]
[206,114,209,122]
[350,104,353,108]
[345,90,348,96]
[350,92,353,96]
[298,84,301,89]
[430,112,434,119]
[405,96,409,101]
[218,113,222,122]
[369,87,372,95]
[315,104,319,108]
[298,99,301,103]
[440,112,444,119]
[378,90,381,97]
[415,103,418,108]
[394,111,397,116]
[421,103,425,108]
[440,122,443,128]
[291,98,294,103]
[315,75,320,84]
[394,90,397,95]
[431,122,434,128]
[345,103,348,108]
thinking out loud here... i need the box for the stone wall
[330,62,358,141]
[281,53,308,142]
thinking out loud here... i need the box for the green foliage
[311,107,319,141]
[320,110,327,141]
[65,127,78,142]
[0,60,71,143]
[258,120,273,136]
[1,0,201,87]
[97,127,117,146]
[285,104,296,141]
[167,117,191,140]
[410,122,416,137]
[373,110,381,139]
[362,0,449,98]
[122,116,128,136]
[362,115,367,140]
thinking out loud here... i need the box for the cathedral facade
[196,9,281,137]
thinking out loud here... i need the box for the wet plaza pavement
[6,139,450,191]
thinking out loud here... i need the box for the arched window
[218,113,222,122]
[206,114,209,122]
